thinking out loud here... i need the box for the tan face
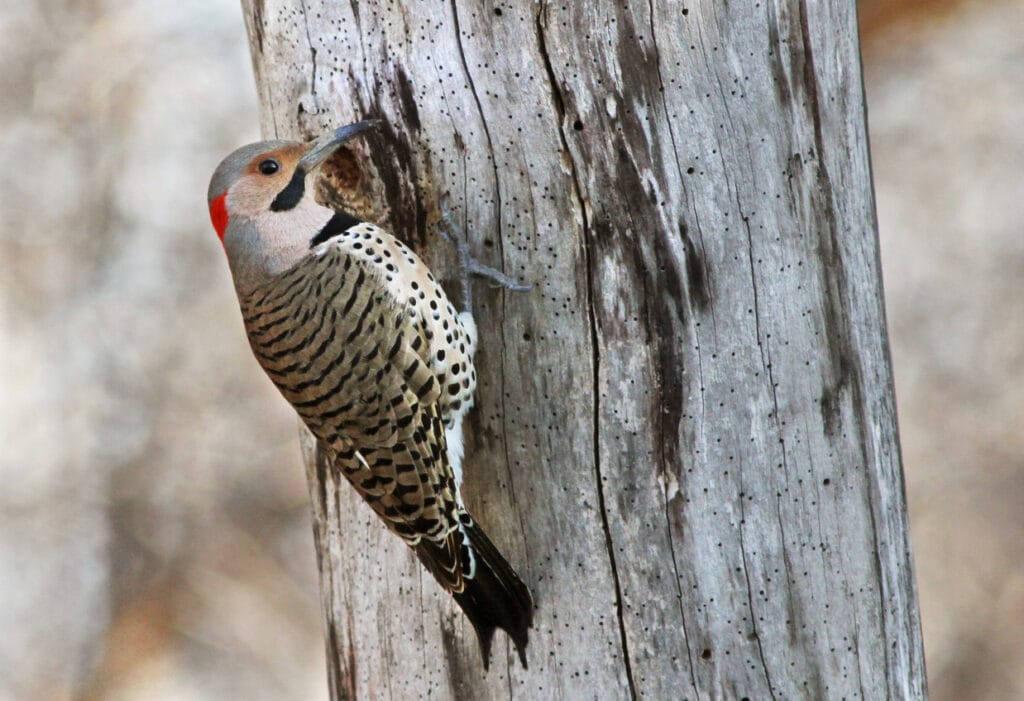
[209,122,378,244]
[225,142,310,219]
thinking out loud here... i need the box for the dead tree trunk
[240,1,926,698]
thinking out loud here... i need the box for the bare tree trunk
[240,1,926,698]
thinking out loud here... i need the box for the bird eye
[258,159,280,175]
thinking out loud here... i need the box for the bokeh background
[1,1,1020,698]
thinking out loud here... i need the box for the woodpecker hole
[573,119,584,131]
[321,147,362,190]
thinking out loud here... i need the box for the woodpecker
[207,121,533,668]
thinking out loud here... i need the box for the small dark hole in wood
[701,648,712,660]
[823,478,831,485]
[573,119,584,131]
[494,7,502,15]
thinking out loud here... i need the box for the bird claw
[467,259,532,292]
[437,193,531,307]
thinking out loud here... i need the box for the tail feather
[414,517,534,669]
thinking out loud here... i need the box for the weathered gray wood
[241,1,926,698]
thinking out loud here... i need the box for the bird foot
[437,194,531,308]
[462,256,532,293]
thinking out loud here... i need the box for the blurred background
[0,0,1020,699]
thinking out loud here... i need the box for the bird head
[206,121,378,287]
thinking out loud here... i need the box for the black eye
[258,159,280,175]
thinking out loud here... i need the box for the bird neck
[226,197,333,294]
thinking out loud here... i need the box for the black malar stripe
[310,211,363,247]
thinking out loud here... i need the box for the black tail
[415,517,534,669]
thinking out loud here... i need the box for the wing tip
[414,515,534,670]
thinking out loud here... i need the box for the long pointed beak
[298,120,380,171]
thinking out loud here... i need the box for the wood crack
[449,0,504,247]
[535,6,637,698]
[738,469,779,701]
[662,483,701,696]
[298,0,321,113]
[644,0,687,188]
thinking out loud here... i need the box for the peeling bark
[241,1,926,698]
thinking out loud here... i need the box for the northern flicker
[207,121,533,668]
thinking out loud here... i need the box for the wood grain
[242,1,927,698]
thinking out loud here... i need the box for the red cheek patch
[209,192,229,242]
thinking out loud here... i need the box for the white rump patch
[446,419,465,490]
